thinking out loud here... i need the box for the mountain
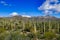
[0,15,60,22]
[29,15,59,22]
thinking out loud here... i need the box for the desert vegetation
[0,15,60,40]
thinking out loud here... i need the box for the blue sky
[0,0,60,18]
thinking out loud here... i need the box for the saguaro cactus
[49,20,51,32]
[33,22,38,40]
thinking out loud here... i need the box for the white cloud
[9,12,31,18]
[47,0,58,2]
[0,1,6,4]
[22,15,31,18]
[0,1,11,6]
[4,3,8,6]
[38,0,60,15]
[10,12,19,16]
[20,12,31,18]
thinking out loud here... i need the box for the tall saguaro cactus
[43,17,45,34]
[22,20,25,31]
[57,22,59,33]
[44,21,45,34]
[49,20,51,32]
[33,22,38,40]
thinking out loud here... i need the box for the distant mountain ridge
[0,15,60,22]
